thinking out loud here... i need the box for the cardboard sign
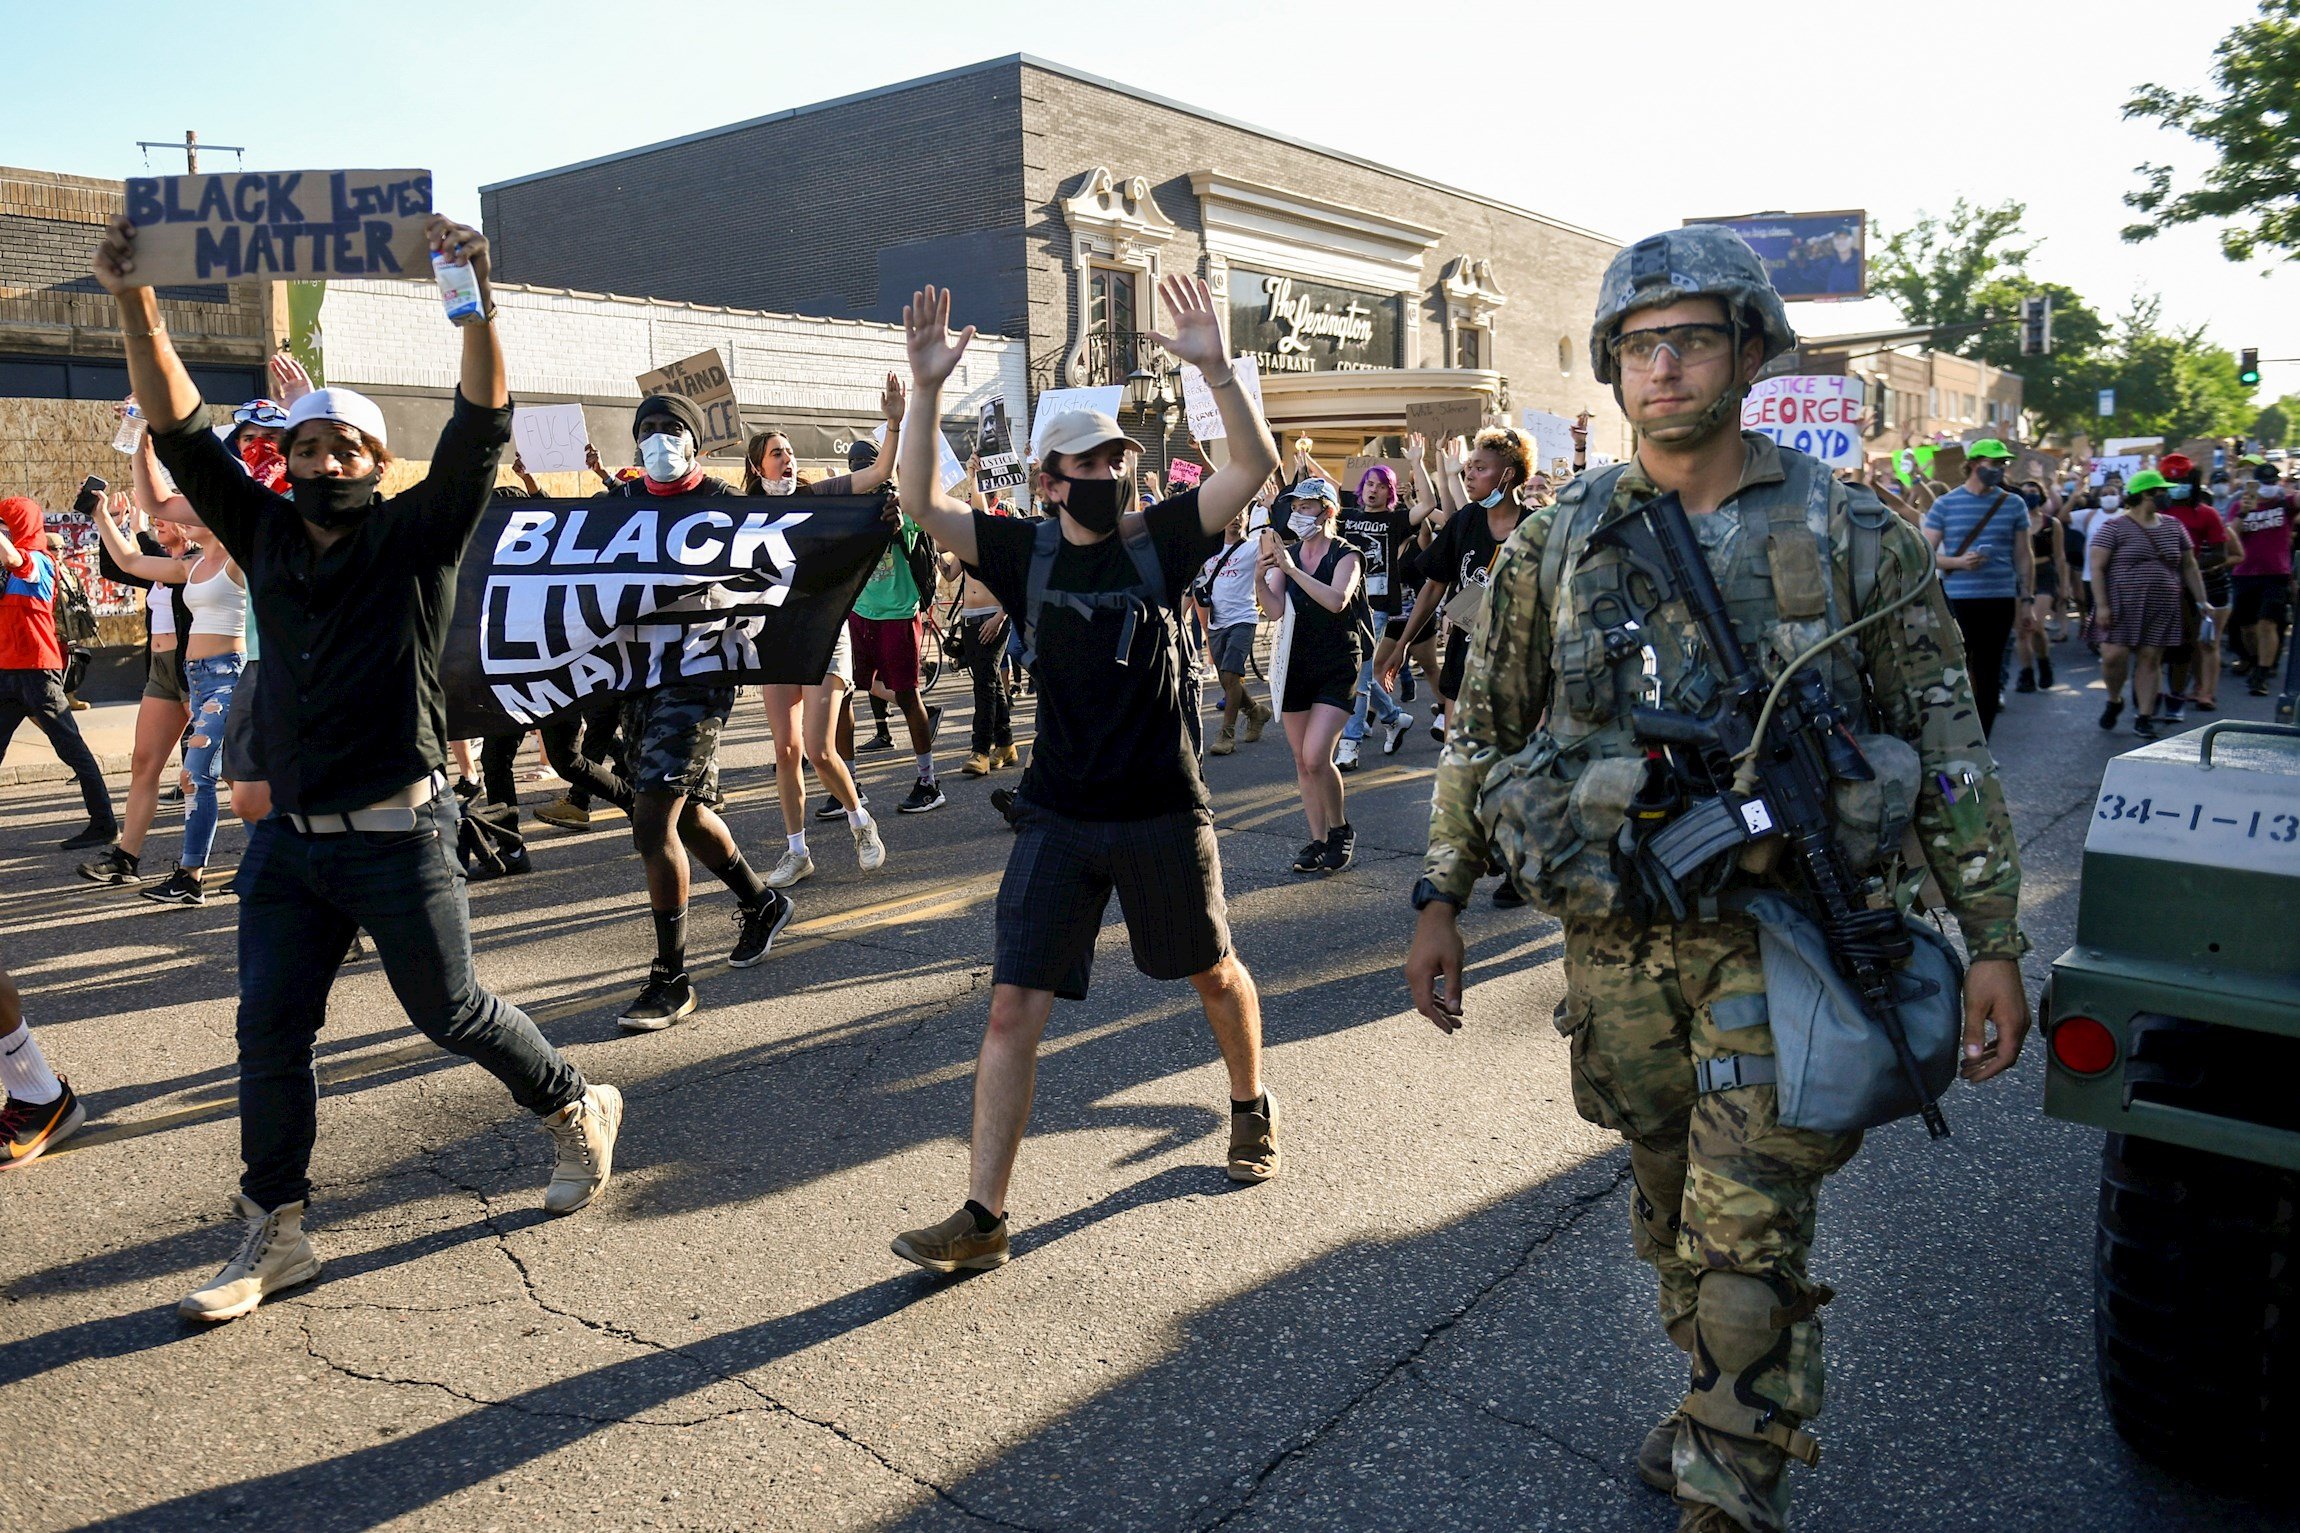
[1741,376,1865,469]
[124,169,433,285]
[635,349,744,457]
[1179,357,1264,443]
[2103,436,2163,457]
[976,400,1026,492]
[1405,397,1484,449]
[1029,386,1125,457]
[1929,445,1966,487]
[511,404,591,475]
[2011,447,2057,488]
[1520,408,1579,478]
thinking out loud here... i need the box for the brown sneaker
[891,1204,1010,1273]
[534,796,591,830]
[1227,1091,1280,1183]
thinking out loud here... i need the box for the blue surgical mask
[638,432,694,482]
[2168,485,2192,501]
[1476,488,1506,509]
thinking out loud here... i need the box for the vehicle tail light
[2050,1014,2119,1076]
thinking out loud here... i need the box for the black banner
[441,493,891,737]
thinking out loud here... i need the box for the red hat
[2159,453,2195,480]
[0,496,44,550]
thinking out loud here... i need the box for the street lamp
[1123,360,1160,415]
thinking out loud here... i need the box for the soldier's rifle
[1587,492,1951,1138]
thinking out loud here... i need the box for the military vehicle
[2042,689,2300,1482]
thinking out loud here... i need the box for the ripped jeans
[181,652,243,868]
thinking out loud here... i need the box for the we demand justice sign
[438,493,891,738]
[123,169,435,283]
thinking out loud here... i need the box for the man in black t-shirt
[886,279,1283,1274]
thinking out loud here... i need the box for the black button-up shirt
[151,391,511,816]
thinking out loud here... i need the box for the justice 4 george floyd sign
[123,169,433,284]
[635,349,745,456]
[1742,375,1866,469]
[439,493,890,737]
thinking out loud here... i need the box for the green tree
[2091,298,2261,442]
[2123,1,2300,263]
[1870,200,2036,330]
[2254,396,2298,446]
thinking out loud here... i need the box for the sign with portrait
[1682,211,1866,301]
[1226,269,1403,375]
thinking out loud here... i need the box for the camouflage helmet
[1589,225,1797,385]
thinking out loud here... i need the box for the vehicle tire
[2094,1131,2300,1484]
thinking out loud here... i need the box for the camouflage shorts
[618,684,736,806]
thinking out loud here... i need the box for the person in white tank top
[88,494,243,904]
[79,494,194,884]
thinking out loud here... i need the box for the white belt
[287,773,443,836]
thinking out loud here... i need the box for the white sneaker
[1335,737,1361,771]
[179,1195,322,1322]
[542,1083,623,1216]
[853,818,887,872]
[766,848,814,888]
[1384,711,1415,755]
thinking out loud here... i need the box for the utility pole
[133,130,247,173]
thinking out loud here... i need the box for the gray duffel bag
[1734,891,1963,1134]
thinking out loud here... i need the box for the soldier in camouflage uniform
[1404,227,2034,1533]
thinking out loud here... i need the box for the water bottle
[431,250,485,326]
[111,398,144,454]
[2199,614,2217,643]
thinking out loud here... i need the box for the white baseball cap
[1038,409,1143,461]
[283,387,390,450]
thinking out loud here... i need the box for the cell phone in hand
[73,475,108,516]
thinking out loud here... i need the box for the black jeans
[234,792,584,1209]
[539,696,630,810]
[1949,597,2018,737]
[479,731,524,810]
[0,668,113,826]
[963,614,1013,751]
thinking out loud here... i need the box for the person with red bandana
[0,495,118,848]
[598,394,795,1030]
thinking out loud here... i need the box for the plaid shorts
[993,802,1230,1000]
[619,683,736,804]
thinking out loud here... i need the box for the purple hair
[1356,463,1400,504]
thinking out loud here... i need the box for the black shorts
[1282,653,1359,714]
[1380,614,1410,643]
[993,803,1230,1000]
[221,658,263,783]
[619,683,735,804]
[2232,574,2293,629]
[1439,627,1470,700]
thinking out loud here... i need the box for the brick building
[481,55,1628,464]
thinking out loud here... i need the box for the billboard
[1682,210,1866,301]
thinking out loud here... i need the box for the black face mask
[1055,472,1125,535]
[1974,464,2006,491]
[2019,488,2044,508]
[292,470,383,530]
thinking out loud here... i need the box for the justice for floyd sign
[1742,375,1865,469]
[123,169,434,284]
[440,493,890,737]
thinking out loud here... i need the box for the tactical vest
[1483,452,1904,922]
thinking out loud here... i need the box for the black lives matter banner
[440,494,890,737]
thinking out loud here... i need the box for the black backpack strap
[1019,517,1064,669]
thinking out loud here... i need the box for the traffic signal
[2020,296,2052,357]
[2239,348,2262,386]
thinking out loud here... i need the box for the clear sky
[12,0,2293,405]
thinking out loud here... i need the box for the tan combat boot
[1636,1412,1679,1492]
[542,1083,623,1215]
[990,743,1020,770]
[1208,725,1237,756]
[1240,700,1271,743]
[179,1195,322,1322]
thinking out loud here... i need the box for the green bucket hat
[1965,438,2015,461]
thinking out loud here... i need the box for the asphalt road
[2,645,2291,1532]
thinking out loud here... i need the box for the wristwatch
[1411,876,1463,912]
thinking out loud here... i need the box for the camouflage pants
[1559,913,1861,1533]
